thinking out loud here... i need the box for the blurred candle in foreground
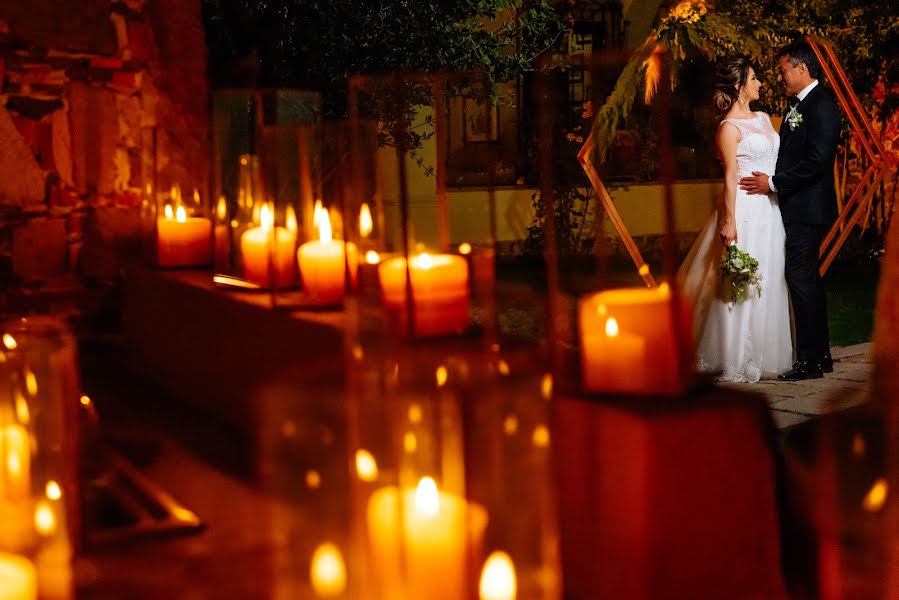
[378,253,469,337]
[0,552,36,600]
[366,477,487,600]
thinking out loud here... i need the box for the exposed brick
[12,217,67,278]
[0,105,46,206]
[68,82,118,195]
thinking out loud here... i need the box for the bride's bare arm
[717,123,740,246]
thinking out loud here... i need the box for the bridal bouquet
[721,244,762,305]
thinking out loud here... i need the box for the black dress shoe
[778,360,824,381]
[821,353,833,373]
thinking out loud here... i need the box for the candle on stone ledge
[157,204,212,267]
[578,283,692,395]
[378,253,469,337]
[240,203,297,288]
[297,210,358,304]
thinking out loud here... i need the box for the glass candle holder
[340,72,560,599]
[0,317,81,600]
[140,126,214,269]
[210,90,321,294]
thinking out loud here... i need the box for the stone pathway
[719,342,874,429]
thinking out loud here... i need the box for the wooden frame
[807,35,889,276]
[462,97,499,143]
[578,133,657,288]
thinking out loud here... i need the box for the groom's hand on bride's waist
[739,172,772,195]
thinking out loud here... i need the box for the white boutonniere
[787,110,804,131]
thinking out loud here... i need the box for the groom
[739,40,842,380]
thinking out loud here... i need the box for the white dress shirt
[769,80,818,193]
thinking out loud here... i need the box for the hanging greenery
[591,0,899,160]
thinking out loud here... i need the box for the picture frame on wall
[463,98,498,143]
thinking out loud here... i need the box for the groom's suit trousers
[784,222,830,362]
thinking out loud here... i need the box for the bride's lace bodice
[720,112,779,178]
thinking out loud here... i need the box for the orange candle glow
[240,204,297,288]
[0,424,30,502]
[366,477,488,600]
[297,211,358,304]
[157,205,212,267]
[578,284,692,394]
[378,253,469,337]
[0,552,37,600]
[213,196,230,270]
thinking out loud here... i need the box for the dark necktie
[788,95,800,108]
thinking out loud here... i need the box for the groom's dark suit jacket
[772,84,842,225]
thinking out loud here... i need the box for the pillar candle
[240,204,297,288]
[366,478,488,600]
[378,254,469,337]
[0,553,36,600]
[578,284,692,395]
[297,211,359,304]
[157,205,212,267]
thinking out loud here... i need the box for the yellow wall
[376,106,721,251]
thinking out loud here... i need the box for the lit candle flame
[175,205,187,224]
[435,365,448,387]
[408,404,422,423]
[313,199,324,227]
[216,197,227,222]
[286,205,298,234]
[80,395,92,407]
[355,449,378,482]
[415,477,440,517]
[862,478,888,512]
[479,551,517,600]
[15,392,29,425]
[365,250,381,264]
[2,333,17,350]
[318,209,333,243]
[540,373,553,400]
[403,432,417,453]
[458,242,472,255]
[310,542,347,597]
[605,317,619,337]
[46,481,62,500]
[305,470,322,489]
[416,253,434,269]
[359,203,373,238]
[164,204,174,220]
[24,369,37,396]
[34,501,56,536]
[532,424,550,448]
[260,203,273,231]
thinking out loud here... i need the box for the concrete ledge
[123,267,345,430]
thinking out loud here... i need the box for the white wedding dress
[679,112,794,382]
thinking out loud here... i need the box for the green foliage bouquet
[721,244,762,305]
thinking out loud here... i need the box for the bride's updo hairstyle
[713,58,753,113]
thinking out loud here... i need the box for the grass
[825,258,881,347]
[492,254,883,348]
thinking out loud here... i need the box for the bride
[680,58,793,382]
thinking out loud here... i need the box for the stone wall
[0,0,208,286]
